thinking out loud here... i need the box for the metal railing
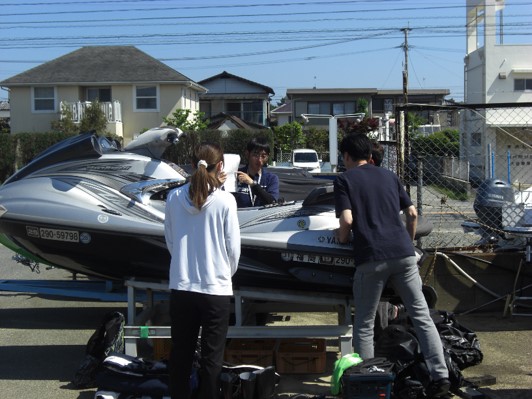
[60,100,122,123]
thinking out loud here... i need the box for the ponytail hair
[189,142,224,210]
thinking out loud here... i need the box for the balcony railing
[60,100,122,123]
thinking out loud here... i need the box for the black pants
[169,290,231,399]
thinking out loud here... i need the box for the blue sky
[1,0,531,103]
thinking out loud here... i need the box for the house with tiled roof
[271,101,292,126]
[0,46,206,143]
[206,112,269,132]
[198,71,274,127]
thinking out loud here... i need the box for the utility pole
[400,27,412,196]
[401,27,411,105]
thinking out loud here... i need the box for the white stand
[123,279,354,357]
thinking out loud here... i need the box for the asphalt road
[1,243,531,399]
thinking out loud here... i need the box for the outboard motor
[473,178,515,240]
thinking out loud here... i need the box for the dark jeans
[169,290,231,399]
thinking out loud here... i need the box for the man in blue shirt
[233,137,279,208]
[334,133,450,398]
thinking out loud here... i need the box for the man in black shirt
[334,133,450,398]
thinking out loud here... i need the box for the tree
[305,127,329,154]
[407,112,427,134]
[356,98,369,115]
[411,128,459,157]
[163,109,209,131]
[51,103,79,135]
[273,122,305,153]
[0,118,9,134]
[79,100,109,134]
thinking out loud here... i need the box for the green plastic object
[330,352,363,395]
[140,325,150,339]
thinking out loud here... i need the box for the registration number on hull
[281,252,355,267]
[27,226,79,243]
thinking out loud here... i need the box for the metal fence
[395,102,532,250]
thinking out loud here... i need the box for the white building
[463,0,532,184]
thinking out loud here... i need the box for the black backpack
[72,311,125,388]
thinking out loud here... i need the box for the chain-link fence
[393,102,532,250]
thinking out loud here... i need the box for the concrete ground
[1,244,531,399]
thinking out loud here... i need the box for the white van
[291,149,321,173]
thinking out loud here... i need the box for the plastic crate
[275,338,326,374]
[341,372,395,399]
[224,338,276,367]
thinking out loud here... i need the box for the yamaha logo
[80,233,91,244]
[297,219,307,229]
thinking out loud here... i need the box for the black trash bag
[434,311,483,370]
[72,311,125,388]
[376,310,484,398]
[375,324,422,364]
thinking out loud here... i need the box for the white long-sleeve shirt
[164,183,241,296]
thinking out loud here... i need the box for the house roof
[0,46,206,91]
[199,71,274,95]
[206,112,268,130]
[287,88,379,96]
[376,89,450,96]
[271,101,292,114]
[286,88,450,97]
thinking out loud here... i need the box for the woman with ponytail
[164,142,241,399]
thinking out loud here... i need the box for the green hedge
[0,131,76,183]
[1,129,274,184]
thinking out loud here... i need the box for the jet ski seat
[302,185,335,207]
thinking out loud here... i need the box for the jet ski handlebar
[124,126,185,159]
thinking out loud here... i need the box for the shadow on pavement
[0,306,127,330]
[0,345,84,380]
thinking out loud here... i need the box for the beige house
[0,46,206,144]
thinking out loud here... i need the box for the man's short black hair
[246,137,271,154]
[339,133,371,161]
[371,140,384,167]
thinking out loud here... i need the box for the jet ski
[0,127,432,294]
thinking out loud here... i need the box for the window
[307,103,320,114]
[227,101,263,124]
[307,102,331,114]
[319,102,330,114]
[384,99,394,113]
[135,85,158,110]
[199,101,211,117]
[33,86,55,112]
[471,132,482,147]
[87,87,111,102]
[514,79,532,91]
[227,102,241,115]
[332,103,345,115]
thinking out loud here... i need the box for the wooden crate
[275,338,326,374]
[152,338,172,361]
[224,338,277,367]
